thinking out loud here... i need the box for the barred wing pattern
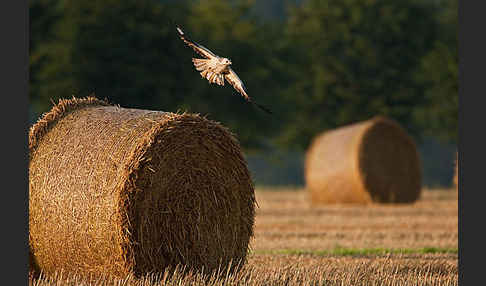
[224,67,250,101]
[176,27,216,59]
[177,26,272,114]
[224,68,272,114]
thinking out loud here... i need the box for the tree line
[29,0,458,151]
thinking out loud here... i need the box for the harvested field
[30,253,457,286]
[30,187,458,285]
[253,188,457,251]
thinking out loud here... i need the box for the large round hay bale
[305,116,422,205]
[29,96,256,277]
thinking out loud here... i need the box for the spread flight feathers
[176,26,272,114]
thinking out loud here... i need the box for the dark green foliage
[29,0,69,113]
[278,0,440,149]
[61,0,190,110]
[29,0,457,151]
[413,0,458,143]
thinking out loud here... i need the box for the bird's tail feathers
[217,74,224,86]
[208,72,217,83]
[192,58,209,71]
[199,70,223,86]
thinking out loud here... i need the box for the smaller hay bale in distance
[305,116,422,205]
[29,96,256,277]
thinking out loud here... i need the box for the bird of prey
[176,26,272,114]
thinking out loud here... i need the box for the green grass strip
[251,247,458,257]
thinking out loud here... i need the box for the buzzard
[176,26,272,114]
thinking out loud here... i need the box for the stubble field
[30,188,458,285]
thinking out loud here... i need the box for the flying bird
[176,26,272,114]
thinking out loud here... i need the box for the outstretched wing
[224,68,272,114]
[176,26,217,59]
[224,67,250,100]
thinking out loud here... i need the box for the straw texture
[29,96,256,277]
[305,116,422,205]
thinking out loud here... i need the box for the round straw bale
[29,96,256,277]
[305,116,422,205]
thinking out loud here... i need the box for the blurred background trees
[29,0,458,187]
[412,0,458,143]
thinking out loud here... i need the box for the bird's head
[222,58,232,65]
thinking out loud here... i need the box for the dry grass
[252,188,457,251]
[30,253,458,286]
[30,188,458,285]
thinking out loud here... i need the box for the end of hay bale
[117,112,256,276]
[357,116,422,203]
[29,97,255,277]
[305,116,422,205]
